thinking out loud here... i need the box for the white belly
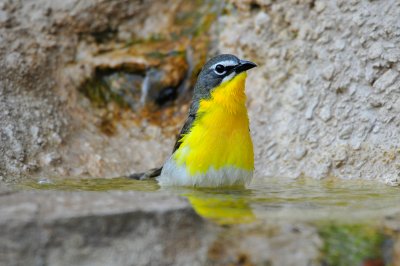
[158,156,253,187]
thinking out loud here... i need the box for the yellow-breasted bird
[130,54,257,187]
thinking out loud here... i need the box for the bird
[130,54,257,187]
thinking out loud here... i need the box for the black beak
[235,59,257,73]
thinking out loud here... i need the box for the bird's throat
[199,72,248,114]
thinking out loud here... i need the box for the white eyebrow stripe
[209,60,237,69]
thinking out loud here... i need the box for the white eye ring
[214,64,226,75]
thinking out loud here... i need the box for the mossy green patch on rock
[74,0,220,137]
[80,0,220,110]
[318,223,387,266]
[80,71,137,109]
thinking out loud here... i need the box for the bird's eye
[214,64,226,75]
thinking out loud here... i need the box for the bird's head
[193,54,257,100]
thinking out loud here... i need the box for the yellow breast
[173,72,254,176]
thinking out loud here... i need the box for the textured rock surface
[1,0,400,183]
[0,0,190,181]
[219,0,400,184]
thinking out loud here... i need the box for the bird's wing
[172,113,196,152]
[172,99,200,152]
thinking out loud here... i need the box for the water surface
[21,177,400,225]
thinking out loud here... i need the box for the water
[21,176,400,226]
[18,176,400,264]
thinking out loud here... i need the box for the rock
[0,191,214,266]
[305,98,319,120]
[368,42,383,59]
[339,125,353,140]
[333,147,348,168]
[373,69,399,93]
[0,0,217,181]
[40,152,62,167]
[318,104,333,122]
[219,0,400,183]
[294,146,307,160]
[1,0,400,185]
[321,65,335,81]
[80,42,189,110]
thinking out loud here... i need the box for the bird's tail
[128,167,162,180]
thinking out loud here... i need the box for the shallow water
[21,176,400,225]
[23,177,160,192]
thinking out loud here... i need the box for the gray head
[193,54,257,100]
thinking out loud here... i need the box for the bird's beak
[235,59,257,73]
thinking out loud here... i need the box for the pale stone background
[219,0,400,184]
[0,0,399,184]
